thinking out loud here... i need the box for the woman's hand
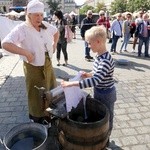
[24,51,35,63]
[52,43,57,53]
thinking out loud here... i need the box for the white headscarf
[27,0,44,14]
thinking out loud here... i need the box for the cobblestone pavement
[0,29,150,150]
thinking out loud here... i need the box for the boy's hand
[61,80,71,87]
[61,80,79,87]
[81,72,92,78]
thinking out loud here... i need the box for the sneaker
[114,51,118,54]
[145,55,150,58]
[111,52,115,55]
[88,56,94,60]
[62,63,68,66]
[124,50,128,52]
[85,56,93,61]
[85,56,90,61]
[131,49,135,53]
[30,119,34,122]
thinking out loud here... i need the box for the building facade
[48,0,76,14]
[84,0,114,9]
[0,0,13,13]
[13,0,27,6]
[0,0,77,14]
[63,0,76,13]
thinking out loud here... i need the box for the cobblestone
[0,30,150,149]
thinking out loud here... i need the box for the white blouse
[2,21,57,66]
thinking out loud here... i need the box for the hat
[27,0,44,14]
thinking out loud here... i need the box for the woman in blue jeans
[120,13,132,52]
[120,33,131,52]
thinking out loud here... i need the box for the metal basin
[3,122,48,150]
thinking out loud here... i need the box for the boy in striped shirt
[61,26,116,144]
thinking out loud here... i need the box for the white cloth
[2,21,58,66]
[63,72,88,112]
[0,16,22,41]
[135,17,143,25]
[27,0,44,14]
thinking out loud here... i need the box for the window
[9,6,26,13]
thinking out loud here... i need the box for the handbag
[65,25,73,43]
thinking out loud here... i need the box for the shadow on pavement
[109,140,124,150]
[54,67,70,79]
[54,64,91,81]
[66,64,91,72]
[118,52,150,59]
[114,58,150,72]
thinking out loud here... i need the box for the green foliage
[46,0,61,14]
[127,0,150,12]
[95,2,106,13]
[79,2,106,14]
[110,0,127,15]
[110,0,150,14]
[79,5,95,15]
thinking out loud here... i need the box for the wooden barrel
[58,98,110,150]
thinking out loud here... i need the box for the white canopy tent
[69,11,77,16]
[0,16,22,41]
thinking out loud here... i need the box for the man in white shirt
[110,13,123,54]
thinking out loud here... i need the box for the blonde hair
[85,26,107,42]
[99,10,105,16]
[86,10,92,15]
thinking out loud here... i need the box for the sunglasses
[88,14,92,15]
[100,14,105,16]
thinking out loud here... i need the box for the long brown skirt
[23,54,57,118]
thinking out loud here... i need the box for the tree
[94,2,105,13]
[127,0,150,12]
[110,0,127,15]
[110,0,150,15]
[46,0,61,15]
[79,5,95,15]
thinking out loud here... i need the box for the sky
[74,0,86,6]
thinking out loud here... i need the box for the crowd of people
[80,9,150,58]
[110,10,150,57]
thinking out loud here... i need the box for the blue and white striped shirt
[79,51,115,89]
